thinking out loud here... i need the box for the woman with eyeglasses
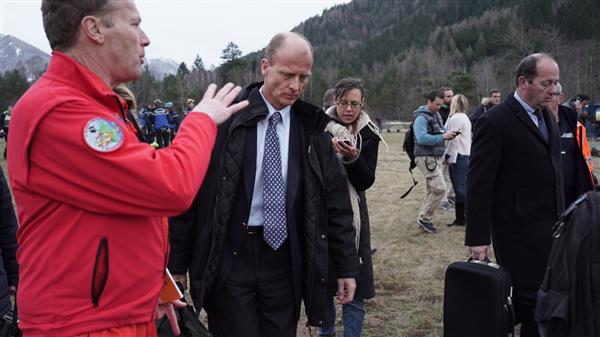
[321,78,386,337]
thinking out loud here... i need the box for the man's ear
[517,75,528,88]
[260,58,269,76]
[80,15,105,45]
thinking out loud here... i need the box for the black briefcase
[156,303,212,337]
[443,259,514,337]
[156,281,211,337]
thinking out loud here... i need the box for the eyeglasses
[337,100,362,110]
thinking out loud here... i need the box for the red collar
[45,51,127,110]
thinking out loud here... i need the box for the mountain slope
[0,34,50,80]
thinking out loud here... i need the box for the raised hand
[192,83,249,125]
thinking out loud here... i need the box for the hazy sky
[0,0,349,68]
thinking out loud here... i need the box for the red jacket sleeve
[27,99,216,216]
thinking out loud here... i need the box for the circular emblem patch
[83,117,124,153]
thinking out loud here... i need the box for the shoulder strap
[113,96,146,143]
[400,166,418,199]
[552,193,589,238]
[401,122,418,199]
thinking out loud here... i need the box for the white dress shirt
[247,87,291,226]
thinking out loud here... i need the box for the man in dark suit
[466,53,563,337]
[168,32,358,337]
[548,82,594,206]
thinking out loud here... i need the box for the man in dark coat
[439,86,454,124]
[548,82,594,206]
[466,53,564,337]
[168,32,358,337]
[469,89,502,134]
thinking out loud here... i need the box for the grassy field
[343,132,463,337]
[2,134,599,337]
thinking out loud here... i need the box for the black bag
[156,301,212,337]
[536,192,600,337]
[400,122,418,198]
[0,297,21,337]
[443,259,514,337]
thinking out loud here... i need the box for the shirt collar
[259,86,291,122]
[513,91,535,114]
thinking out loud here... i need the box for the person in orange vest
[576,120,594,175]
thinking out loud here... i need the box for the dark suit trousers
[206,234,298,337]
[514,288,540,337]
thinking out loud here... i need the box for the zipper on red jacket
[91,237,109,307]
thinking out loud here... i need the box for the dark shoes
[448,202,466,227]
[417,219,438,233]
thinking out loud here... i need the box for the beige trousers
[442,161,455,201]
[415,156,447,222]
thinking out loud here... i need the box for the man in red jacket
[8,1,247,336]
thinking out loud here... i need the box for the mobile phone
[454,131,461,135]
[342,140,353,146]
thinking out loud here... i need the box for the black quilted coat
[168,82,359,327]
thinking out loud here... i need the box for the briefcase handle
[467,256,500,268]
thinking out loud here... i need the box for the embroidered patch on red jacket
[83,117,124,153]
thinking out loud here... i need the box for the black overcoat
[465,93,564,289]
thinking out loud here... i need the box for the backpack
[400,122,418,198]
[536,191,600,337]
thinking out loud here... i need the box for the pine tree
[0,69,29,111]
[177,62,190,79]
[218,42,245,84]
[192,55,204,71]
[161,74,180,104]
[220,42,242,63]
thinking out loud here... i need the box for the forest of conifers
[230,0,600,120]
